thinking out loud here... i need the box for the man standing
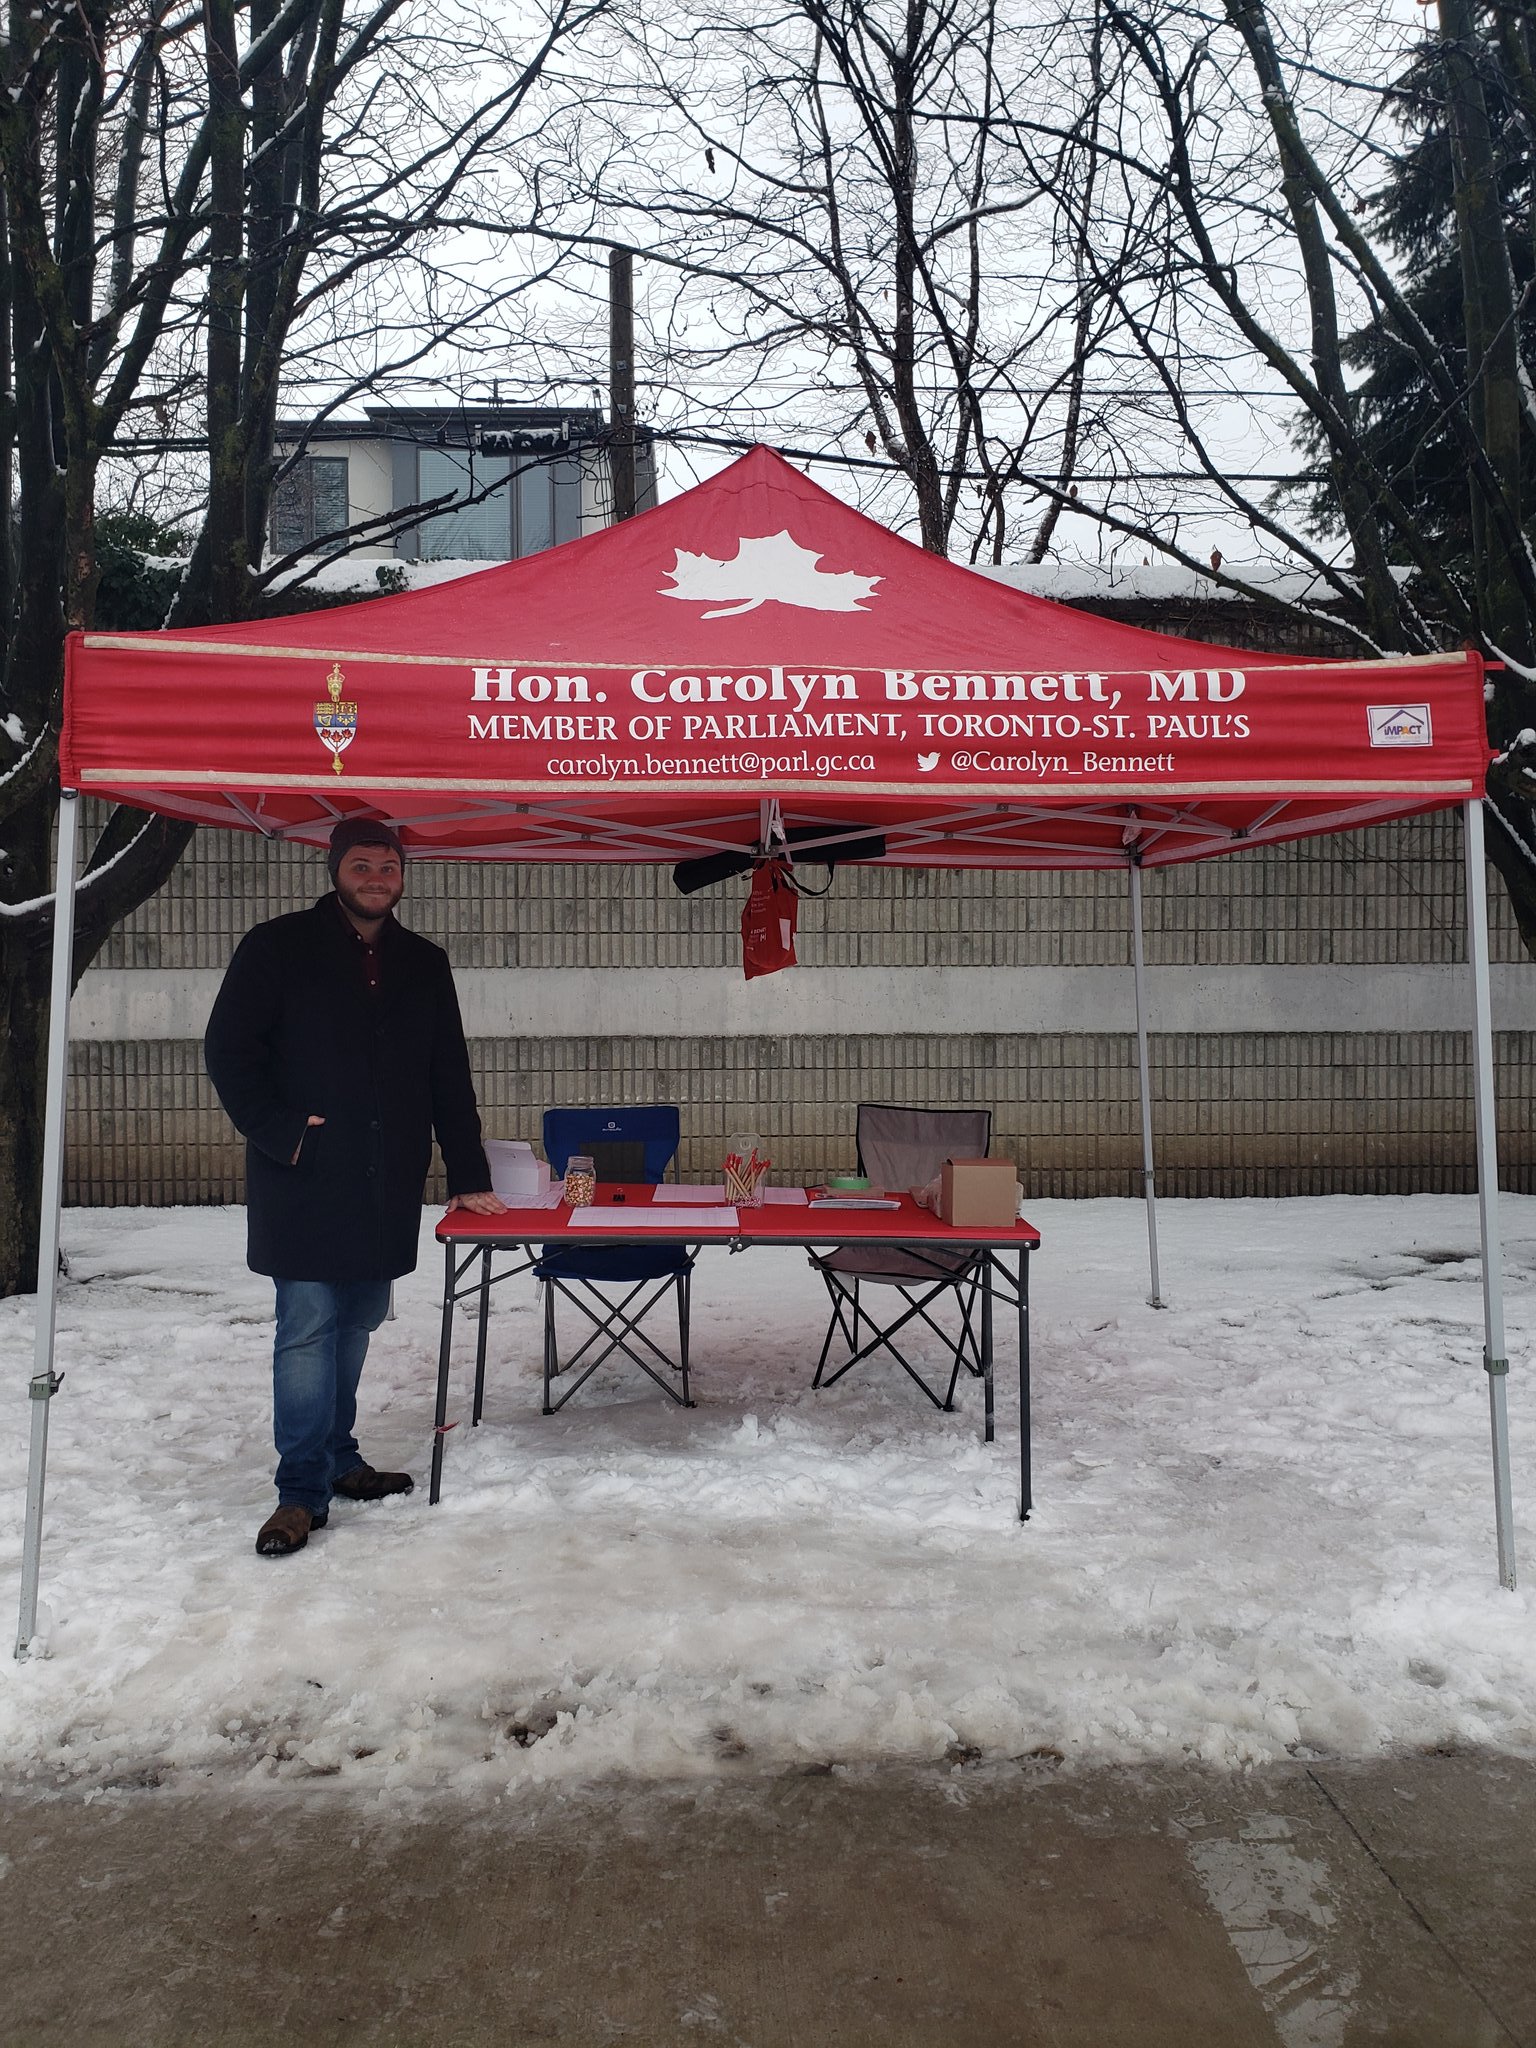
[205,819,506,1557]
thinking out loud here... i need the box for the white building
[269,404,657,566]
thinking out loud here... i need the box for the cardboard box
[938,1156,1019,1228]
[485,1139,551,1205]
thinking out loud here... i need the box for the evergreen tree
[1301,31,1536,572]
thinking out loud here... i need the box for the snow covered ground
[2,1196,1533,1797]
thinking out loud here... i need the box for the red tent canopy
[63,446,1489,868]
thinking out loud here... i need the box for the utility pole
[609,248,636,522]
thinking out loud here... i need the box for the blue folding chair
[536,1106,695,1412]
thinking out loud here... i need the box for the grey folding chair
[810,1104,993,1410]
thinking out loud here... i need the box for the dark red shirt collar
[331,894,395,990]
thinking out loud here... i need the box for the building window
[412,446,559,562]
[516,456,555,555]
[270,455,349,556]
[416,448,511,560]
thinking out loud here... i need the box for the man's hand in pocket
[291,1115,325,1165]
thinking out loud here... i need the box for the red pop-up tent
[18,447,1513,1652]
[64,445,1487,865]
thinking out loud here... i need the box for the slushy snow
[1,1195,1532,1796]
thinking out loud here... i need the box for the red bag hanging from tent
[741,858,799,979]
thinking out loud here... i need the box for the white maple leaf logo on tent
[659,530,881,618]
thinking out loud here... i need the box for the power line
[653,427,1323,487]
[637,376,1296,402]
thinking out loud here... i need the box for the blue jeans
[271,1278,392,1514]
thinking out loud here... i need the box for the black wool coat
[204,896,491,1282]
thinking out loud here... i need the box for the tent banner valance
[66,638,1485,810]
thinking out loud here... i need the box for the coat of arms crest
[313,662,358,774]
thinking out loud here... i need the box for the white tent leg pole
[1129,861,1165,1309]
[16,790,81,1660]
[1462,797,1515,1589]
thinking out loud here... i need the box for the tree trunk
[0,950,54,1301]
[1438,0,1532,672]
[886,11,948,554]
[1483,795,1536,955]
[203,0,249,623]
[0,783,58,1298]
[1437,0,1536,963]
[1226,0,1405,649]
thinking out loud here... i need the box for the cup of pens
[723,1132,768,1206]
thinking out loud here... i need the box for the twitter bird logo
[916,752,940,772]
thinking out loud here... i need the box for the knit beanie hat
[327,817,405,883]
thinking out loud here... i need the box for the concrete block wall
[93,813,1510,973]
[65,808,1536,1205]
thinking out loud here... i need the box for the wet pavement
[0,1755,1530,2045]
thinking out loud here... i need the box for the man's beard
[336,876,403,922]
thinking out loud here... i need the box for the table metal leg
[542,1278,557,1415]
[431,1239,456,1505]
[1018,1247,1032,1521]
[472,1246,492,1425]
[982,1254,995,1444]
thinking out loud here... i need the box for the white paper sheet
[487,1185,563,1212]
[658,1183,727,1203]
[761,1186,809,1206]
[567,1205,738,1230]
[807,1196,902,1211]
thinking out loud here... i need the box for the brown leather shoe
[255,1504,328,1556]
[332,1463,414,1502]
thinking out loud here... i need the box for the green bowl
[826,1175,870,1191]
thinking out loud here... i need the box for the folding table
[433,1189,1042,1518]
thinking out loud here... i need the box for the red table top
[436,1186,1041,1249]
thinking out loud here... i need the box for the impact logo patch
[1367,703,1432,748]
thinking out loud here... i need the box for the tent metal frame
[92,785,1464,870]
[13,788,1519,1658]
[1128,858,1165,1312]
[1117,795,1513,1591]
[17,790,80,1658]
